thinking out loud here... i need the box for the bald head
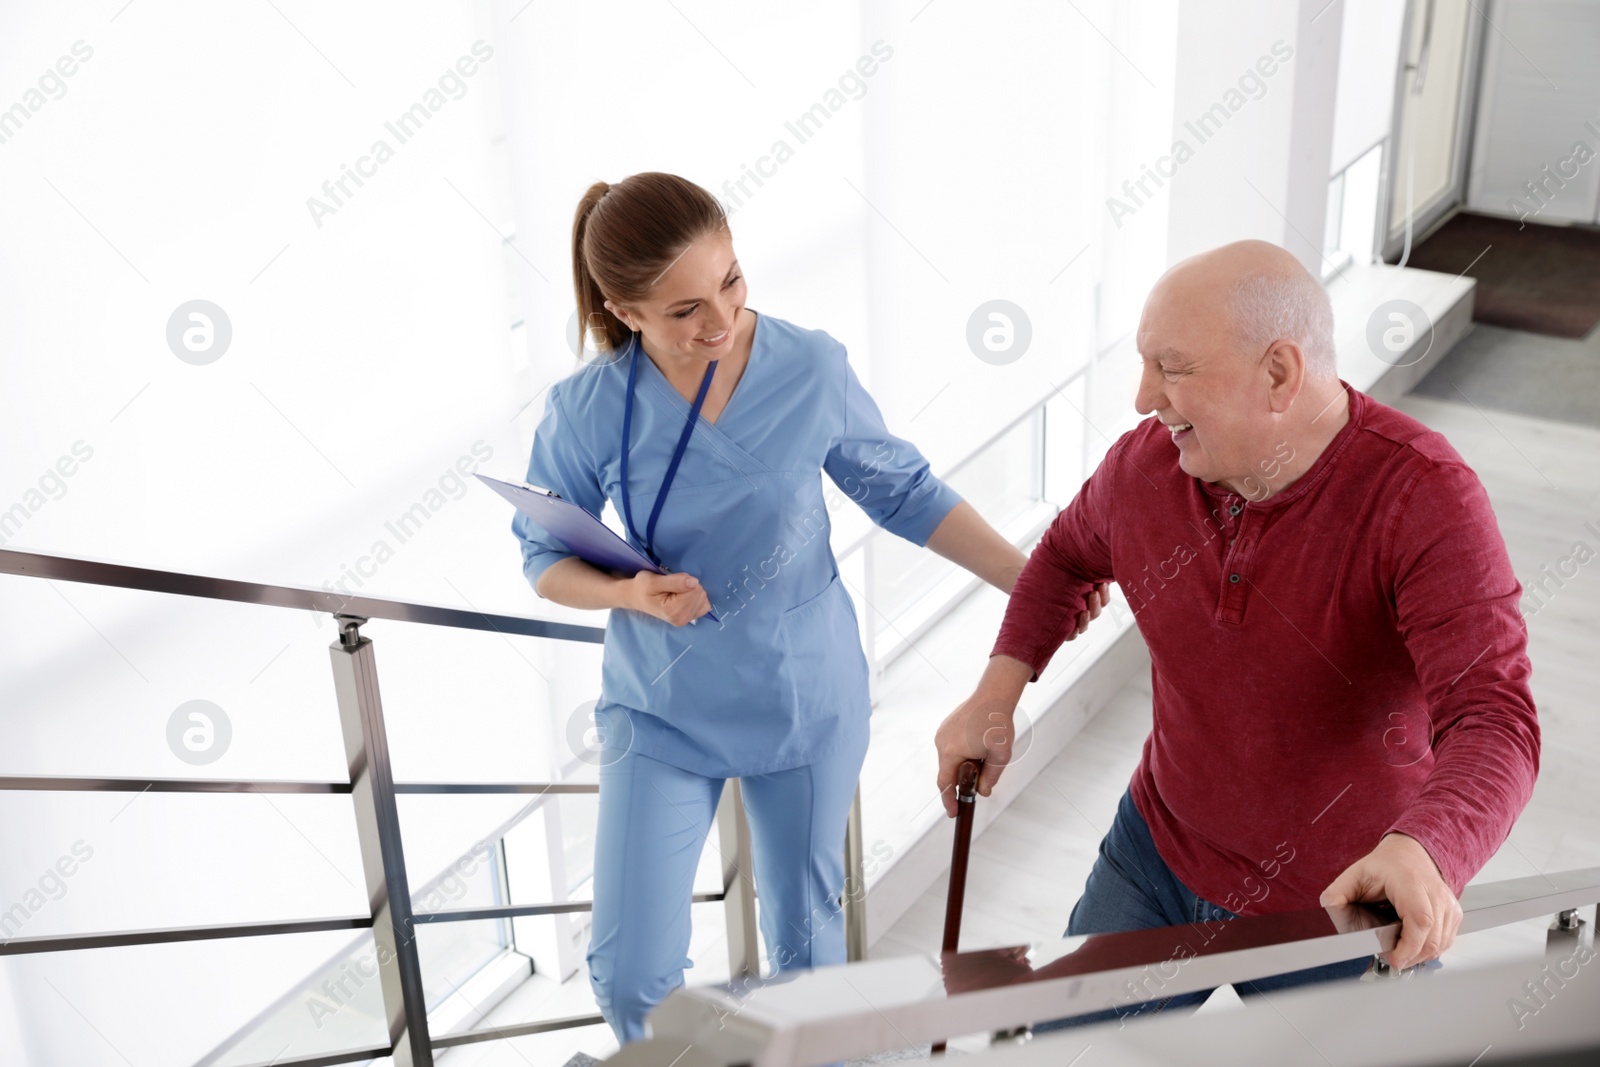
[1153,240,1337,380]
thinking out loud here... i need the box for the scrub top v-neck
[620,339,717,569]
[513,311,963,778]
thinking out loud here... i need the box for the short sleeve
[823,353,962,546]
[512,383,607,596]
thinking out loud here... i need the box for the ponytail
[572,182,632,353]
[570,172,729,356]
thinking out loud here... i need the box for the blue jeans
[1032,787,1372,1031]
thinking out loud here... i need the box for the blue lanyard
[620,340,718,568]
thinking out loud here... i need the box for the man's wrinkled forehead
[1136,293,1207,365]
[1139,343,1199,369]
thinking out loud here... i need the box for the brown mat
[1401,212,1600,338]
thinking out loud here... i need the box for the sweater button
[1229,504,1242,516]
[1229,573,1241,583]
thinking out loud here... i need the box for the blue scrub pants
[1032,786,1373,1031]
[586,713,871,1044]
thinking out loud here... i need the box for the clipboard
[476,473,719,623]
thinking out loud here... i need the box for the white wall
[1467,0,1600,225]
[1165,0,1344,274]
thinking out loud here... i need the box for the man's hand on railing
[940,944,1034,995]
[1319,831,1463,970]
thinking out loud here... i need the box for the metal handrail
[0,775,606,795]
[0,546,607,643]
[393,781,601,794]
[432,1010,616,1048]
[0,915,375,957]
[0,545,761,1067]
[625,866,1600,1067]
[411,894,731,924]
[0,774,356,794]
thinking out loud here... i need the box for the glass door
[1382,0,1486,260]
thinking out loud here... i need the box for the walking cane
[931,758,982,1057]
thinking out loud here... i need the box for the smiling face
[1134,261,1284,492]
[604,228,748,367]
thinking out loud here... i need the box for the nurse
[511,171,1100,1045]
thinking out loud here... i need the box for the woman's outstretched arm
[924,500,1029,593]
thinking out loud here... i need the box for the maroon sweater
[992,383,1539,912]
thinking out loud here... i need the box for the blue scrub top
[513,312,962,778]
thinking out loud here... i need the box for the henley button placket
[1217,497,1253,623]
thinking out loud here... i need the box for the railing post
[329,615,433,1066]
[1546,907,1588,962]
[844,785,868,962]
[717,779,760,979]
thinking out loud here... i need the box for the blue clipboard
[476,473,719,623]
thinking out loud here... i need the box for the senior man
[934,239,1539,1027]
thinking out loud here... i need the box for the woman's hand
[626,571,712,626]
[1068,582,1111,639]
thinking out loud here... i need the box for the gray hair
[1227,269,1337,379]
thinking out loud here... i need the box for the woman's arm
[924,501,1029,593]
[536,556,711,626]
[534,556,635,610]
[513,383,706,627]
